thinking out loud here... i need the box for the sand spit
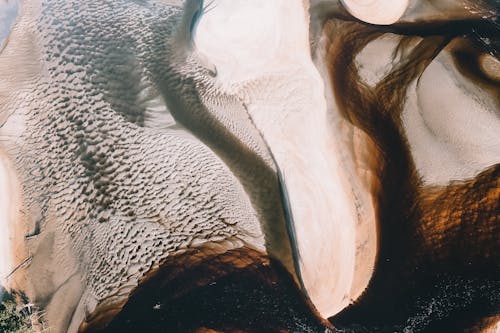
[196,0,377,317]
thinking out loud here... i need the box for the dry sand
[196,0,377,318]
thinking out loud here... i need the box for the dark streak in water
[318,10,500,331]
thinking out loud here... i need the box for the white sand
[0,114,25,287]
[340,0,408,25]
[196,0,370,317]
[0,153,15,284]
[355,34,399,86]
[353,31,500,186]
[195,0,312,85]
[402,51,500,185]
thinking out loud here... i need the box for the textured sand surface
[0,0,269,331]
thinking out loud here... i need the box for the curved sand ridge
[196,0,377,317]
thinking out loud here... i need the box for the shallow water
[0,0,19,50]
